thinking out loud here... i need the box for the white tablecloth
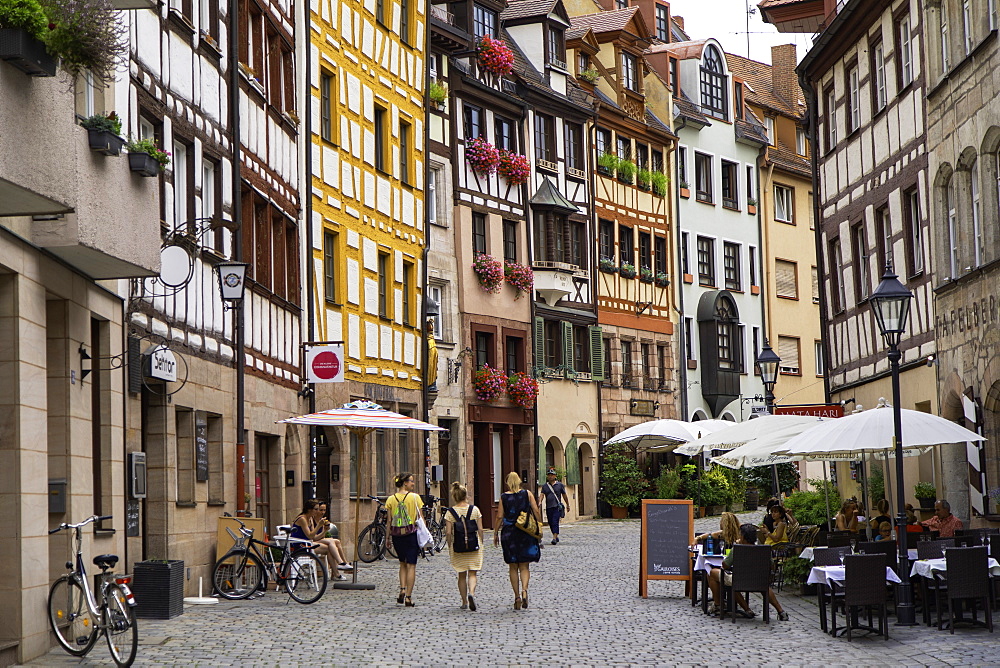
[909,557,1000,579]
[799,546,918,561]
[694,553,724,573]
[806,565,902,587]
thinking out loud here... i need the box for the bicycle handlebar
[48,515,112,534]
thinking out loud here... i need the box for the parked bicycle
[212,517,328,603]
[357,496,392,563]
[47,515,137,667]
[420,494,448,553]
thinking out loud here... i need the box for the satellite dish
[160,245,192,288]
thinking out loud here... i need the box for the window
[200,0,219,39]
[639,232,651,269]
[723,242,741,291]
[670,58,679,95]
[534,114,554,162]
[596,127,611,155]
[616,136,631,160]
[376,0,385,25]
[684,318,695,360]
[323,230,337,303]
[641,342,652,386]
[577,52,590,74]
[972,162,983,267]
[495,116,513,151]
[621,340,633,387]
[565,123,583,170]
[852,222,870,301]
[992,0,998,30]
[721,160,738,208]
[775,259,797,299]
[717,320,736,370]
[201,158,220,250]
[962,0,972,56]
[695,153,713,203]
[825,86,837,152]
[399,121,410,183]
[745,165,754,203]
[947,180,958,278]
[871,41,886,113]
[547,27,565,67]
[427,283,444,338]
[796,127,807,156]
[749,246,757,286]
[700,45,727,119]
[622,52,638,92]
[472,212,487,256]
[656,4,669,41]
[602,337,612,381]
[320,70,335,142]
[654,236,667,275]
[811,266,819,303]
[737,324,747,373]
[829,239,845,312]
[378,252,390,318]
[904,188,924,276]
[875,205,891,272]
[503,219,517,263]
[428,167,439,225]
[940,4,950,72]
[399,0,411,43]
[464,104,483,139]
[401,261,413,326]
[734,82,744,120]
[599,219,614,260]
[573,325,590,373]
[752,327,760,375]
[615,0,626,8]
[677,147,688,184]
[506,337,523,375]
[657,345,668,389]
[475,331,494,368]
[544,320,560,367]
[652,149,663,172]
[898,14,913,87]
[373,106,386,171]
[777,336,801,375]
[846,63,860,133]
[815,341,824,376]
[697,236,715,286]
[172,139,191,230]
[764,116,775,146]
[472,4,496,39]
[681,232,690,274]
[619,225,634,266]
[774,184,793,223]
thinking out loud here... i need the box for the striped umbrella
[278,400,444,589]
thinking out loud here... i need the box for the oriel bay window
[533,211,584,267]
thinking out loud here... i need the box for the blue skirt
[500,523,540,564]
[392,532,419,564]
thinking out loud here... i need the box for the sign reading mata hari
[305,344,345,383]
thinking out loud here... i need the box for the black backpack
[449,506,480,553]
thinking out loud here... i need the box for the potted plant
[914,481,936,509]
[618,262,636,279]
[428,80,447,107]
[578,66,599,83]
[498,150,530,185]
[747,197,758,214]
[0,0,58,76]
[132,559,184,619]
[639,266,654,283]
[651,171,668,197]
[125,137,171,176]
[654,271,670,287]
[781,556,815,595]
[636,167,652,190]
[472,253,504,294]
[472,363,507,402]
[507,371,538,408]
[679,179,690,198]
[598,257,618,274]
[617,159,636,184]
[600,445,646,518]
[503,260,533,297]
[652,466,683,499]
[464,136,500,176]
[81,112,124,156]
[42,0,129,83]
[477,34,513,76]
[596,151,619,176]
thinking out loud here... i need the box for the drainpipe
[302,0,317,496]
[673,116,689,422]
[230,0,246,514]
[421,19,432,495]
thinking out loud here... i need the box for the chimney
[771,44,798,106]
[673,15,683,32]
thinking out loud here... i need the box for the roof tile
[569,6,638,34]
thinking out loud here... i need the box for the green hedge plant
[0,0,49,38]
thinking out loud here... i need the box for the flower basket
[619,262,637,279]
[133,559,184,619]
[465,136,500,176]
[654,272,670,287]
[477,35,514,76]
[472,253,504,294]
[639,267,654,283]
[472,364,507,402]
[507,371,539,408]
[598,258,618,274]
[498,150,530,185]
[504,260,533,297]
[0,27,56,76]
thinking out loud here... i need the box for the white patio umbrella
[605,418,733,451]
[675,415,821,457]
[278,400,444,590]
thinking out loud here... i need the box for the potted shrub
[578,66,599,83]
[781,556,815,595]
[0,0,56,76]
[81,111,124,156]
[639,266,654,283]
[464,136,500,176]
[596,151,619,176]
[652,466,683,499]
[125,137,171,176]
[132,559,184,619]
[651,171,668,197]
[598,257,617,274]
[636,167,652,190]
[472,364,507,402]
[618,262,636,279]
[747,197,758,214]
[600,445,646,518]
[507,371,538,408]
[503,260,533,297]
[654,272,670,288]
[472,253,504,294]
[477,34,513,76]
[617,159,636,184]
[679,179,690,198]
[498,150,530,185]
[42,0,129,83]
[428,80,447,107]
[914,481,936,509]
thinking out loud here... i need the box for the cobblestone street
[24,513,1000,667]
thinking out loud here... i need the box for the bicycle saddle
[93,554,119,570]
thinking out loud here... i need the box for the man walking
[539,468,570,545]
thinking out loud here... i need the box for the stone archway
[578,440,597,517]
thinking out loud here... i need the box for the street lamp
[214,261,249,306]
[870,261,915,626]
[756,339,782,496]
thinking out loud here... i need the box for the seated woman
[289,500,345,580]
[316,501,352,570]
[707,523,789,621]
[757,505,788,545]
[834,500,860,533]
[871,499,891,529]
[876,521,894,542]
[694,511,741,549]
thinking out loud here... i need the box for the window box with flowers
[125,137,171,177]
[472,253,504,294]
[498,150,530,186]
[617,159,636,185]
[747,197,758,215]
[507,371,539,408]
[598,257,618,274]
[655,272,670,288]
[578,66,599,84]
[464,136,500,176]
[81,112,125,156]
[639,267,654,283]
[504,260,533,298]
[428,80,447,108]
[679,180,691,198]
[0,0,55,77]
[473,364,507,402]
[477,35,513,76]
[619,262,637,279]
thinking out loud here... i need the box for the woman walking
[444,481,484,610]
[385,472,424,607]
[494,472,541,610]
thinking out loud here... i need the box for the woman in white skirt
[444,481,485,610]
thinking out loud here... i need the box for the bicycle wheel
[282,551,328,604]
[385,531,398,559]
[48,576,99,656]
[104,584,137,666]
[431,519,446,552]
[212,551,264,600]
[357,524,385,563]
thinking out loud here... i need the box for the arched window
[700,45,728,119]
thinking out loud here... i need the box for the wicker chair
[814,546,850,566]
[830,554,890,641]
[857,541,899,572]
[935,546,994,633]
[721,544,773,624]
[916,539,954,560]
[827,531,855,548]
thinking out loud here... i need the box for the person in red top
[920,500,964,538]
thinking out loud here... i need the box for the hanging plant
[472,364,507,402]
[464,136,501,175]
[477,35,514,76]
[42,0,129,83]
[503,260,534,297]
[498,150,530,185]
[507,371,539,408]
[472,253,504,294]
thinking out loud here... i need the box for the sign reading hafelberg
[305,344,344,383]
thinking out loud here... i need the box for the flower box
[750,285,760,295]
[465,137,501,176]
[654,273,670,288]
[129,152,161,177]
[679,186,691,199]
[504,260,533,297]
[87,129,126,156]
[477,35,514,76]
[639,268,654,283]
[747,204,757,215]
[473,364,507,402]
[683,273,694,284]
[472,253,504,294]
[598,258,618,274]
[133,559,185,619]
[0,28,56,77]
[507,371,539,408]
[619,263,637,279]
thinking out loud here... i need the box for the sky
[666,0,815,65]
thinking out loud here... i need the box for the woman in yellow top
[758,505,788,545]
[385,472,424,607]
[444,481,484,611]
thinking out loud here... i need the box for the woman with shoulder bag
[494,472,541,610]
[385,472,424,607]
[444,481,484,610]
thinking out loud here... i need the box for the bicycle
[212,517,328,603]
[420,494,448,553]
[357,496,392,563]
[47,515,138,667]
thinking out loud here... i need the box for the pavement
[21,511,1000,667]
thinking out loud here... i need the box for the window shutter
[565,438,581,485]
[589,325,604,381]
[537,436,546,486]
[534,316,545,370]
[775,260,797,298]
[777,336,800,373]
[561,321,573,371]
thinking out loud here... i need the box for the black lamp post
[757,339,782,496]
[870,261,915,626]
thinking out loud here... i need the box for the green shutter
[589,325,604,381]
[565,437,581,485]
[561,321,573,370]
[534,316,545,370]
[537,436,546,486]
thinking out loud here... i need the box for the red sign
[774,404,844,418]
[311,351,341,380]
[305,344,344,383]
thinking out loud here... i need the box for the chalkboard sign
[126,499,140,537]
[639,499,693,598]
[195,413,208,482]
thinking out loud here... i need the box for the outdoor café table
[909,556,1000,628]
[800,546,918,562]
[689,547,725,614]
[808,565,902,633]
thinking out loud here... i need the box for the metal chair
[721,544,773,624]
[935,546,994,633]
[830,553,890,641]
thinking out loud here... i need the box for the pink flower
[503,260,534,298]
[473,364,508,402]
[477,36,514,76]
[498,150,530,185]
[472,253,504,294]
[507,371,539,408]
[465,136,501,176]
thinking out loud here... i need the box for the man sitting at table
[920,500,963,538]
[706,523,789,621]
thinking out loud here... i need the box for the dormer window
[615,0,627,8]
[473,3,497,40]
[700,44,727,120]
[622,52,638,92]
[547,27,565,68]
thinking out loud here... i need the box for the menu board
[126,499,140,537]
[195,414,208,482]
[639,499,693,598]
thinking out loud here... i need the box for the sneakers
[778,611,789,621]
[333,574,347,581]
[338,562,354,570]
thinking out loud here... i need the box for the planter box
[611,505,629,519]
[683,273,694,284]
[132,560,184,619]
[747,204,758,215]
[87,129,126,156]
[128,152,160,177]
[0,28,57,77]
[916,497,936,510]
[679,187,691,198]
[750,285,761,295]
[707,505,726,516]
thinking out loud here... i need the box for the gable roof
[726,51,804,118]
[501,0,570,25]
[569,6,640,35]
[503,28,594,111]
[530,177,579,213]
